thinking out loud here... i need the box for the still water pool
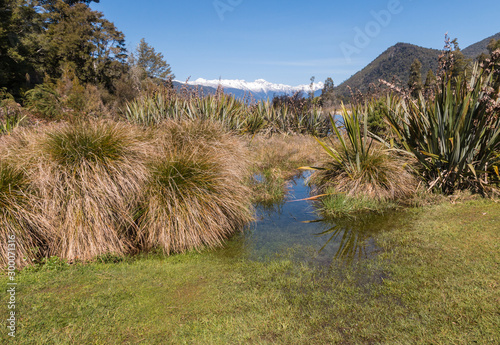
[219,173,403,266]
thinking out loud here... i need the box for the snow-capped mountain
[173,78,324,101]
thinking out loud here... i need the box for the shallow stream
[219,173,403,266]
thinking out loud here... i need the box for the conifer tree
[321,77,335,106]
[134,38,174,81]
[424,69,436,91]
[408,58,423,97]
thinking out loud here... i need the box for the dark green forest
[0,0,173,114]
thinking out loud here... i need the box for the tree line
[0,0,172,106]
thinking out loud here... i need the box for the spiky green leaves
[386,63,500,194]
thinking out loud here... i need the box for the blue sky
[91,0,500,86]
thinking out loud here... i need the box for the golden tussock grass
[136,120,253,253]
[0,119,253,266]
[3,121,149,262]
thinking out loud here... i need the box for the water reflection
[218,173,401,265]
[311,213,397,264]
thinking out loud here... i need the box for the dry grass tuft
[136,120,253,253]
[249,134,320,179]
[0,119,254,264]
[246,134,321,204]
[5,121,149,262]
[0,161,49,267]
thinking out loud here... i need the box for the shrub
[24,83,63,120]
[0,98,26,135]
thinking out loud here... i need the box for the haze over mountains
[174,32,500,101]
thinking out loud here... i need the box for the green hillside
[462,32,500,58]
[335,43,441,98]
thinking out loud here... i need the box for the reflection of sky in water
[219,173,403,266]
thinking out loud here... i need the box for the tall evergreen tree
[133,38,174,81]
[424,69,436,89]
[408,58,423,97]
[321,77,335,106]
[40,0,127,88]
[0,0,44,97]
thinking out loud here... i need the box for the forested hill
[335,43,441,98]
[462,32,500,59]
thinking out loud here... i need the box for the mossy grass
[317,190,397,218]
[1,200,498,344]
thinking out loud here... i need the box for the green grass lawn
[1,199,499,344]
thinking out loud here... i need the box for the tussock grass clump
[0,162,48,267]
[0,119,254,264]
[311,142,417,201]
[39,121,148,261]
[137,120,253,254]
[249,134,320,179]
[9,121,149,262]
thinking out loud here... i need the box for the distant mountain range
[174,32,499,102]
[173,78,323,101]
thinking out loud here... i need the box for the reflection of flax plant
[316,223,370,261]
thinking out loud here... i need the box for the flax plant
[385,63,500,194]
[303,104,417,201]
